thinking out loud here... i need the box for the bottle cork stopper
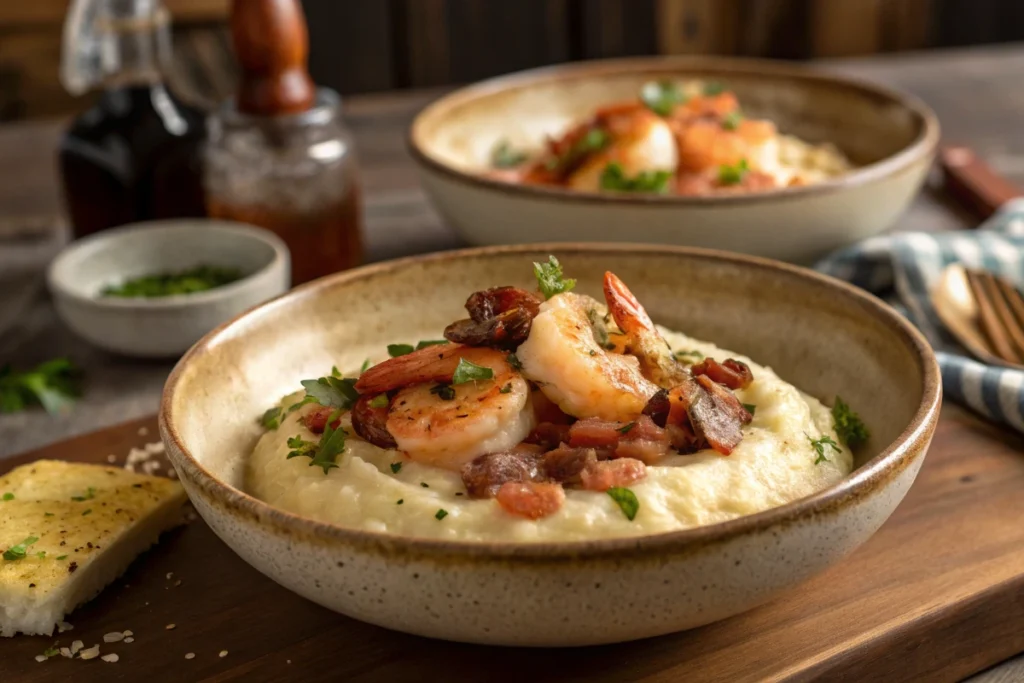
[230,0,316,116]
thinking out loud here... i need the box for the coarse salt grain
[123,630,133,637]
[79,645,101,660]
[219,650,228,657]
[106,454,117,463]
[101,654,119,663]
[124,637,135,643]
[103,632,125,643]
[166,572,174,580]
[138,427,149,436]
[35,655,48,663]
[166,623,176,630]
[145,441,165,454]
[57,620,73,632]
[71,640,84,654]
[185,653,195,660]
[59,648,72,658]
[174,580,182,587]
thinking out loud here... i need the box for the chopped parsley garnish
[360,358,371,373]
[616,422,636,435]
[102,265,242,298]
[674,349,704,362]
[587,308,612,349]
[259,406,283,430]
[416,339,449,350]
[721,111,743,131]
[287,412,347,475]
[287,396,317,413]
[640,80,686,116]
[607,487,639,521]
[491,140,528,168]
[832,397,869,448]
[808,434,841,465]
[2,492,12,501]
[430,384,456,401]
[507,353,523,372]
[718,159,749,186]
[56,555,67,560]
[387,343,415,357]
[0,358,81,415]
[390,462,403,474]
[703,81,726,96]
[44,512,53,517]
[42,647,59,658]
[533,255,576,299]
[435,509,449,521]
[71,487,96,502]
[742,403,757,416]
[547,129,610,173]
[452,358,494,385]
[421,482,429,488]
[599,162,671,194]
[396,499,404,505]
[301,375,359,410]
[36,551,46,559]
[82,509,92,516]
[331,365,342,378]
[499,383,513,394]
[4,536,38,560]
[369,394,390,409]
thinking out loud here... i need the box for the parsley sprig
[546,129,610,173]
[287,409,347,475]
[491,140,528,168]
[640,80,686,116]
[808,434,841,465]
[607,487,639,521]
[718,159,749,186]
[599,162,671,194]
[3,535,39,561]
[832,397,869,448]
[721,111,743,131]
[533,255,576,299]
[0,359,80,415]
[301,376,360,410]
[452,358,494,384]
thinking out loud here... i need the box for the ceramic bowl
[409,57,939,265]
[160,245,940,646]
[48,220,290,358]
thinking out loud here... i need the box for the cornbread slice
[0,460,187,637]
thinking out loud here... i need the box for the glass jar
[203,88,364,285]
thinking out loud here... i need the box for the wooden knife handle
[230,0,315,116]
[939,146,1022,222]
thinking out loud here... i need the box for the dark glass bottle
[58,0,206,238]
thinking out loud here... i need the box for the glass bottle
[203,89,364,285]
[58,0,206,239]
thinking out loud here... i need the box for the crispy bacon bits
[351,394,397,449]
[444,286,542,350]
[496,482,566,520]
[668,376,753,455]
[461,451,545,499]
[690,357,754,390]
[302,406,340,434]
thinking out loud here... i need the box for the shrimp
[602,271,690,389]
[356,345,535,471]
[516,292,659,421]
[675,117,778,173]
[567,109,678,193]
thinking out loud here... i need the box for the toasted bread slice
[0,460,186,637]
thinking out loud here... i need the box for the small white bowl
[48,220,290,358]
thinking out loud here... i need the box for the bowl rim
[160,243,942,561]
[407,55,941,207]
[47,219,290,311]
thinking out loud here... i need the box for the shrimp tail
[603,271,657,337]
[354,344,464,395]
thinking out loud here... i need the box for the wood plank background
[3,0,1024,121]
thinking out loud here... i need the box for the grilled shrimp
[516,292,659,421]
[356,345,535,471]
[603,271,690,389]
[675,117,777,173]
[567,109,678,192]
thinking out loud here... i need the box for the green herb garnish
[674,349,704,362]
[42,647,59,658]
[259,406,283,430]
[586,308,612,349]
[718,159,749,186]
[533,255,576,299]
[387,344,415,357]
[721,111,743,131]
[599,162,671,194]
[435,509,449,521]
[808,434,841,465]
[548,129,610,173]
[416,340,449,350]
[287,396,317,413]
[607,487,639,521]
[2,492,12,501]
[640,80,686,116]
[3,536,38,560]
[101,265,242,298]
[507,353,523,372]
[82,509,92,516]
[452,358,494,385]
[390,462,402,474]
[616,422,636,435]
[396,499,404,505]
[421,482,429,488]
[499,383,512,394]
[0,358,80,415]
[286,409,347,474]
[44,512,53,517]
[36,551,46,559]
[831,397,869,448]
[300,376,359,410]
[70,487,95,502]
[703,81,726,96]
[360,359,371,373]
[430,383,456,400]
[491,140,528,168]
[369,394,390,409]
[56,555,67,561]
[742,403,757,416]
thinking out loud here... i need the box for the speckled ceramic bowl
[409,57,939,264]
[160,245,940,646]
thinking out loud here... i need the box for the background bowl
[409,57,939,264]
[48,220,290,358]
[160,244,940,646]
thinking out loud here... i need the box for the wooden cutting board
[3,405,1024,683]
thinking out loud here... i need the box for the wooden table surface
[2,43,1024,681]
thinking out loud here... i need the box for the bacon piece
[350,395,396,449]
[669,376,752,455]
[303,406,340,434]
[461,451,545,499]
[568,417,624,448]
[444,286,542,350]
[642,389,671,428]
[496,482,566,520]
[691,357,754,390]
[579,458,647,492]
[525,422,572,450]
[465,286,541,322]
[542,446,601,485]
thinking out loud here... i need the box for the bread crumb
[219,650,228,657]
[79,645,101,660]
[101,653,119,663]
[185,652,195,660]
[165,623,176,630]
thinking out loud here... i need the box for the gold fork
[933,264,1024,368]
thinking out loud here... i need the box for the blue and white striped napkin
[816,199,1024,434]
